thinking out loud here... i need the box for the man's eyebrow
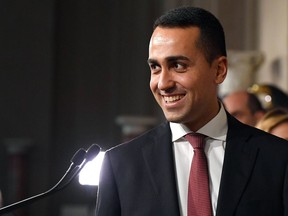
[147,55,190,64]
[147,58,157,64]
[166,55,190,62]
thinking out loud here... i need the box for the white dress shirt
[171,104,228,216]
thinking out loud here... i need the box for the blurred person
[96,6,288,216]
[256,107,288,140]
[222,90,265,126]
[249,83,288,110]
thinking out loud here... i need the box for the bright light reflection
[79,151,105,186]
[264,95,272,103]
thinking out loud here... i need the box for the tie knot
[184,133,206,149]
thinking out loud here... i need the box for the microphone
[85,144,101,161]
[0,144,101,215]
[58,144,101,188]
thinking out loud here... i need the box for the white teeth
[164,95,184,103]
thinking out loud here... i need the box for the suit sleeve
[96,151,121,216]
[284,164,288,216]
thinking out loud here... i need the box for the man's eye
[174,63,186,71]
[149,64,161,73]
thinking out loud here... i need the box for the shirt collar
[170,103,228,142]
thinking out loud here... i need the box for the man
[222,90,265,126]
[96,6,288,216]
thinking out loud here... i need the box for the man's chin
[164,114,183,123]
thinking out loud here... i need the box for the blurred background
[0,0,287,215]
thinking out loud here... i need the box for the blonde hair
[256,108,288,133]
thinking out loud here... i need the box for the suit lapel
[141,122,180,216]
[139,115,259,216]
[216,114,259,216]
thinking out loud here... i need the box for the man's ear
[215,56,228,84]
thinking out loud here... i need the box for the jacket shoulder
[108,121,171,153]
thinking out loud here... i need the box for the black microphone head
[85,144,101,161]
[71,148,86,166]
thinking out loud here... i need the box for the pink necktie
[185,133,213,216]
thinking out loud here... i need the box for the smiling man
[96,6,288,216]
[148,26,227,132]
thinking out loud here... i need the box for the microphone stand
[0,144,101,215]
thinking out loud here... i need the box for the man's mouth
[163,95,184,103]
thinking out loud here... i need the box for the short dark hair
[247,93,265,114]
[153,6,226,64]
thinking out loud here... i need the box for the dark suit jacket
[96,114,288,216]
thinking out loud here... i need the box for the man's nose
[158,70,175,91]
